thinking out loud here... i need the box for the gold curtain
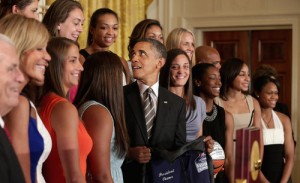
[46,0,153,59]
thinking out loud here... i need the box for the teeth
[104,37,114,42]
[36,65,45,71]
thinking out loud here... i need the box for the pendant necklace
[263,114,273,128]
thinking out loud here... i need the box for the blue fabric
[151,151,212,183]
[28,116,44,183]
[185,151,212,183]
[151,154,186,183]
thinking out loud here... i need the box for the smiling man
[122,38,186,183]
[0,33,25,183]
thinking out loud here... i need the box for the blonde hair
[0,33,15,47]
[0,14,49,57]
[166,27,196,65]
[165,27,195,50]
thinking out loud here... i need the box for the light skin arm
[277,112,294,183]
[252,98,268,182]
[224,111,234,183]
[51,101,85,183]
[81,105,114,183]
[252,98,264,159]
[4,96,32,183]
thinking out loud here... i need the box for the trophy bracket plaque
[235,127,261,183]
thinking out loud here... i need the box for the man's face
[130,41,164,85]
[206,52,221,70]
[0,41,24,116]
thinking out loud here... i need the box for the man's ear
[156,57,165,69]
[12,5,20,14]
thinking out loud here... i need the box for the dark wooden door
[203,31,249,64]
[203,30,292,110]
[251,30,292,110]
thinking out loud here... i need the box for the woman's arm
[252,97,269,182]
[252,97,264,159]
[277,112,294,183]
[4,96,32,183]
[81,105,114,183]
[51,101,85,183]
[224,111,234,183]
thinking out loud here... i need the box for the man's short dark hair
[135,38,167,59]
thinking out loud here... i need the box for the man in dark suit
[122,38,186,182]
[0,34,25,183]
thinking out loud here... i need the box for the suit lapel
[126,82,149,144]
[152,87,169,141]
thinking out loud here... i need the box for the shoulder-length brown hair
[160,48,196,110]
[42,0,83,37]
[128,19,163,53]
[0,0,35,19]
[42,37,79,98]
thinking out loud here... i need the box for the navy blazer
[122,82,186,182]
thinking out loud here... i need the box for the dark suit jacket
[0,126,25,183]
[122,82,186,183]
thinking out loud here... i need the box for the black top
[202,104,228,183]
[79,49,90,59]
[203,104,226,149]
[0,126,26,183]
[261,144,292,183]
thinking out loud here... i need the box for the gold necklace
[263,114,273,128]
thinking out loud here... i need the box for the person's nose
[216,78,222,86]
[77,24,83,33]
[44,50,51,62]
[77,61,84,71]
[15,68,25,83]
[131,54,139,62]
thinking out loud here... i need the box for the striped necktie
[143,88,155,139]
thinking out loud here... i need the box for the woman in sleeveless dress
[192,63,234,183]
[213,58,263,178]
[252,71,294,183]
[0,15,52,183]
[79,8,130,85]
[74,51,129,182]
[38,37,92,183]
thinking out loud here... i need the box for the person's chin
[8,99,19,108]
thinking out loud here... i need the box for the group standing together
[0,0,295,183]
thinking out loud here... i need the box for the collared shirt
[137,80,158,114]
[0,116,4,128]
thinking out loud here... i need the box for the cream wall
[147,0,300,182]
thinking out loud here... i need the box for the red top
[39,92,92,183]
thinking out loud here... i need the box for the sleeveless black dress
[202,104,228,183]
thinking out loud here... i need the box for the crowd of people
[0,0,295,183]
